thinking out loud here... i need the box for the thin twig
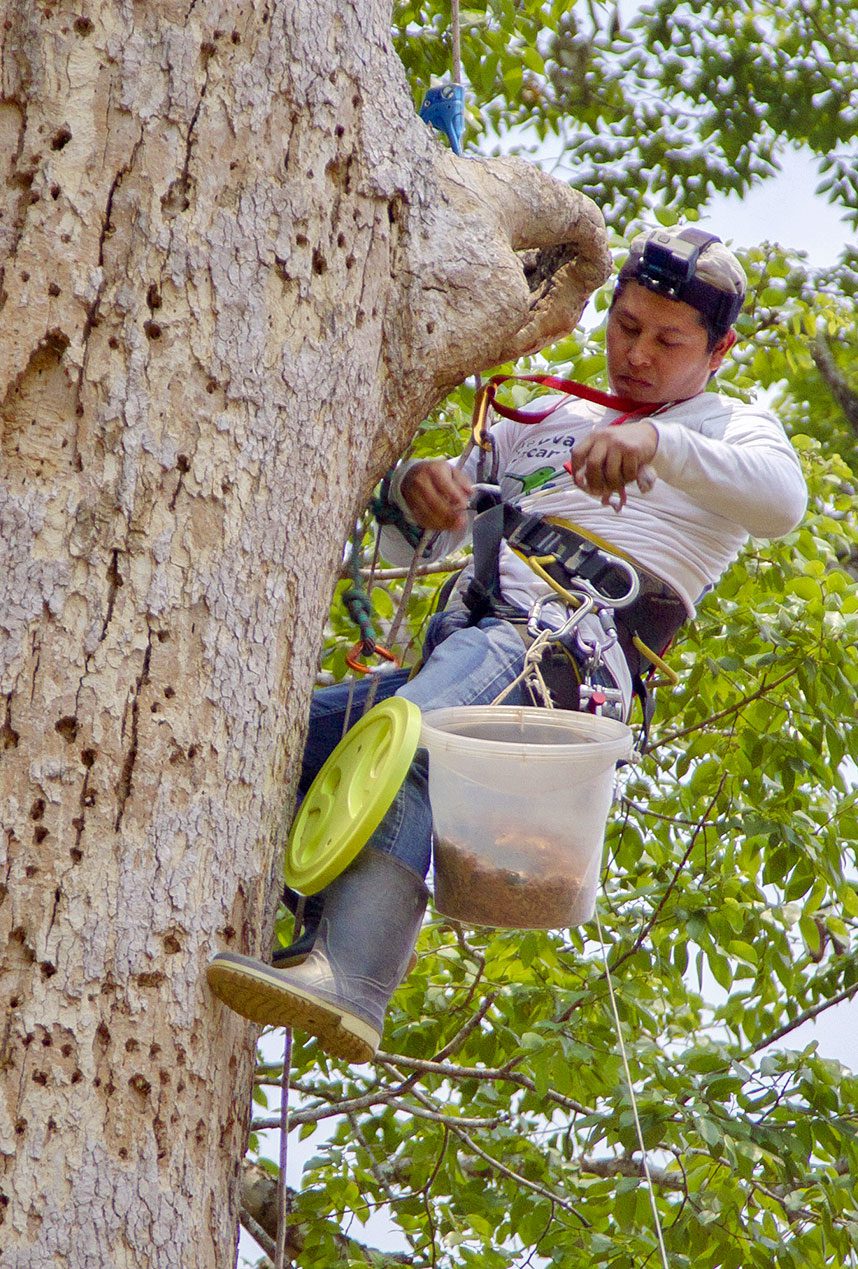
[647,667,799,752]
[742,980,858,1057]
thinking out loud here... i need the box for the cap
[618,227,747,334]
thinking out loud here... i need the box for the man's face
[606,280,733,405]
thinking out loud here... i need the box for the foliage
[245,3,858,1265]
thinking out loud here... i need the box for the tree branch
[811,331,858,435]
[742,979,858,1057]
[240,1160,412,1267]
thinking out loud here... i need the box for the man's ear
[709,327,737,373]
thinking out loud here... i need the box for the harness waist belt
[464,496,688,661]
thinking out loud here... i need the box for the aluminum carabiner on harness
[526,592,596,643]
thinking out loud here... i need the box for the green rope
[343,526,377,654]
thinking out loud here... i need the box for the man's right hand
[399,461,474,533]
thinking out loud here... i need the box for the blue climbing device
[419,84,465,155]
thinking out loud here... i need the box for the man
[206,228,808,1063]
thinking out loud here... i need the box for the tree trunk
[0,1,609,1263]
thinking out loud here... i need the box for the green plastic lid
[283,697,422,894]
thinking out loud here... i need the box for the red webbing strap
[482,373,653,426]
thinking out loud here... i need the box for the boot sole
[206,954,379,1064]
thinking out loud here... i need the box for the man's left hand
[567,421,659,502]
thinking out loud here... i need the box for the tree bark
[0,1,609,1264]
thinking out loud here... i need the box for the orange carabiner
[345,642,401,675]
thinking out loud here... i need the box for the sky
[694,146,852,269]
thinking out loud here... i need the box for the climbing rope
[594,903,671,1268]
[274,1025,293,1269]
[451,0,462,84]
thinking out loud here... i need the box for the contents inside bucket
[421,706,632,930]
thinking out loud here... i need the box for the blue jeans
[299,614,529,881]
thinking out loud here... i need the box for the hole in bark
[10,996,21,1008]
[50,185,60,200]
[30,799,45,821]
[231,29,240,42]
[136,971,165,988]
[335,125,344,138]
[157,630,171,642]
[70,847,83,863]
[40,962,57,978]
[82,791,96,807]
[15,1119,27,1135]
[295,233,308,247]
[164,686,175,699]
[427,321,436,334]
[71,1070,82,1084]
[337,232,346,248]
[74,17,93,34]
[118,1147,128,1159]
[51,127,72,151]
[96,1023,110,1045]
[25,865,38,877]
[2,719,20,749]
[33,828,48,844]
[61,1044,72,1057]
[146,283,162,310]
[125,1038,139,1052]
[55,716,78,742]
[81,748,96,767]
[176,453,190,472]
[32,1071,47,1085]
[312,250,327,275]
[163,933,181,953]
[144,320,161,339]
[129,1073,151,1098]
[108,336,119,349]
[48,282,61,296]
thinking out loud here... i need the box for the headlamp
[627,228,743,334]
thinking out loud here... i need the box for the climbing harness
[446,374,689,734]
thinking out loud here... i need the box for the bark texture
[0,1,610,1264]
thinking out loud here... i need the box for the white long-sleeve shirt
[380,391,808,617]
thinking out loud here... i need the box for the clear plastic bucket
[420,706,632,929]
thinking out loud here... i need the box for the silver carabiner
[575,606,620,661]
[526,592,595,642]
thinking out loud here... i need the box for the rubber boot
[206,849,428,1063]
[272,889,418,976]
[271,889,323,968]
